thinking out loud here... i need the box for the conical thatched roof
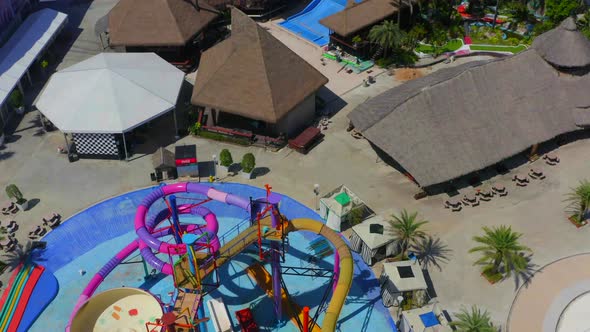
[532,17,590,68]
[191,8,328,124]
[108,0,219,47]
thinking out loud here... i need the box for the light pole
[396,295,405,322]
[212,154,217,180]
[313,184,320,210]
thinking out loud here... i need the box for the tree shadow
[5,134,22,143]
[510,254,538,291]
[252,167,270,179]
[27,198,41,210]
[0,152,15,160]
[410,236,452,272]
[228,163,242,175]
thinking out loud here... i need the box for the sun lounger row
[445,185,508,211]
[513,169,546,187]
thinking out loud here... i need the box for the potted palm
[469,225,532,284]
[9,90,24,115]
[240,153,255,179]
[219,149,233,173]
[564,180,590,227]
[6,184,29,211]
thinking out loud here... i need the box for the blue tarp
[419,311,439,328]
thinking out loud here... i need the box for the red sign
[175,158,197,166]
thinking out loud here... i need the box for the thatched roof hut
[348,19,590,189]
[532,17,590,69]
[192,8,328,124]
[108,0,219,47]
[319,0,406,37]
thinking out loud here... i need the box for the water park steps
[246,263,321,332]
[173,290,203,325]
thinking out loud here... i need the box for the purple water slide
[135,183,252,274]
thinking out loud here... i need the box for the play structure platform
[174,215,290,289]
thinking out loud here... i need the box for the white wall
[274,93,316,138]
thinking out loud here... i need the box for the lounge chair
[1,202,17,215]
[43,213,61,228]
[6,220,17,233]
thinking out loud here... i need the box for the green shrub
[219,149,233,167]
[351,35,362,44]
[188,122,201,135]
[5,184,25,204]
[9,90,23,109]
[348,208,365,226]
[375,57,395,68]
[241,153,256,173]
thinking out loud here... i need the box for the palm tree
[2,241,35,271]
[564,179,590,222]
[451,306,496,332]
[389,209,428,258]
[368,20,404,58]
[469,225,531,277]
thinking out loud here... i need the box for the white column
[63,133,70,155]
[122,133,129,161]
[173,107,179,139]
[26,70,32,85]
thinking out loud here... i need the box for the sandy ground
[1,1,590,330]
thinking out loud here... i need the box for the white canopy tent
[349,215,397,265]
[0,8,68,123]
[35,53,185,159]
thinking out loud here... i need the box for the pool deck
[507,253,590,332]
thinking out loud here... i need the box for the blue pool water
[280,0,361,46]
[30,183,396,332]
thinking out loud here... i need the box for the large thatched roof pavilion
[348,18,590,192]
[192,8,328,138]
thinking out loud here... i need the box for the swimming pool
[280,0,360,46]
[30,183,396,331]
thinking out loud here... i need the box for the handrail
[217,217,251,248]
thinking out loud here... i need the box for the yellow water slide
[289,218,353,332]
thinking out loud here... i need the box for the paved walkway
[508,253,590,331]
[2,2,590,330]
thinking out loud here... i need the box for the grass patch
[481,266,503,284]
[197,130,251,146]
[470,44,527,53]
[415,39,463,54]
